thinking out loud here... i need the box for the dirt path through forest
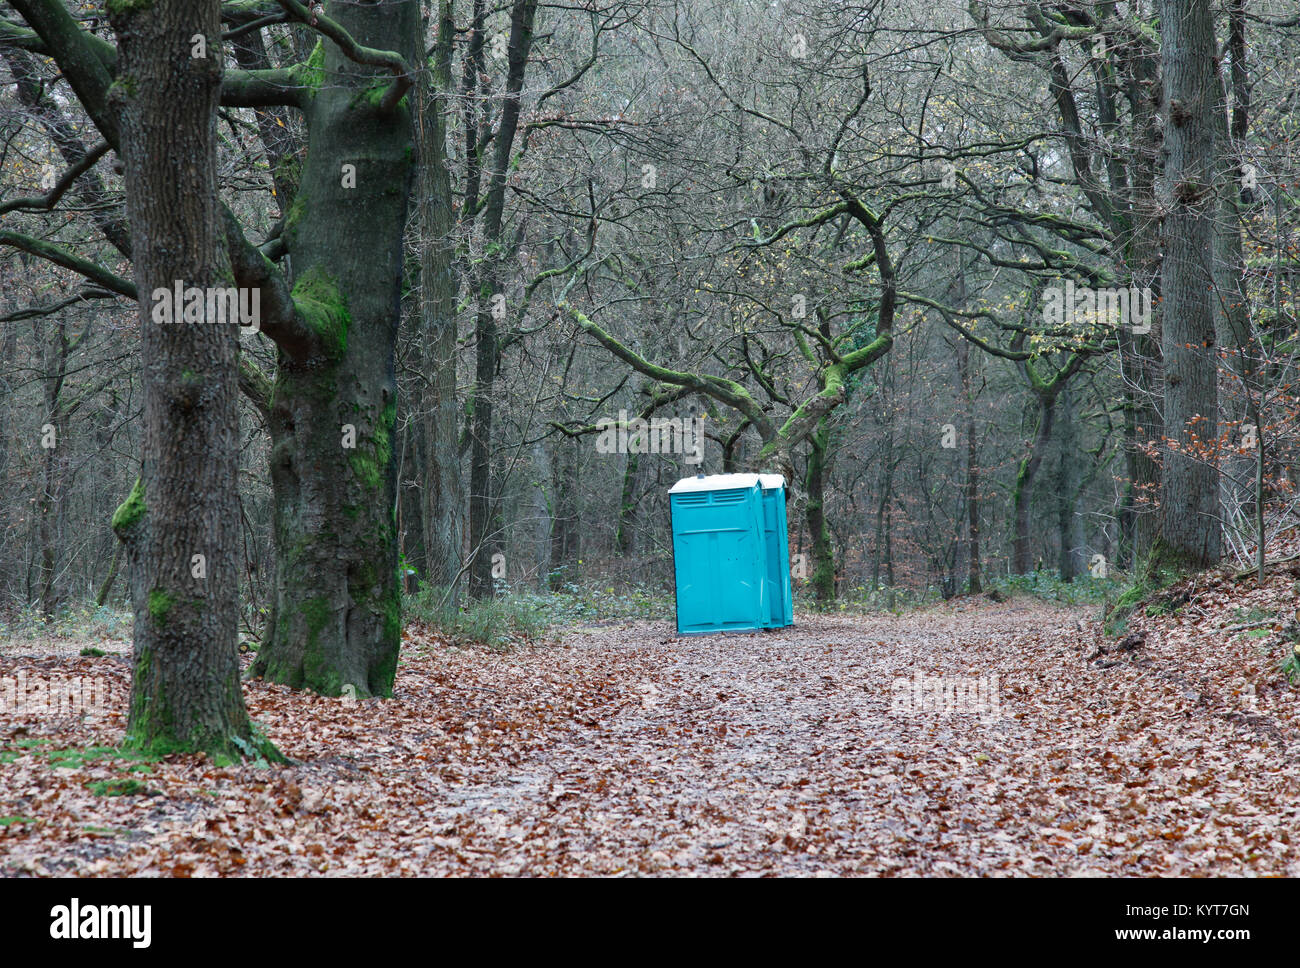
[2,600,1298,875]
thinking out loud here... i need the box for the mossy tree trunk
[107,0,264,760]
[3,2,420,702]
[1010,345,1083,575]
[804,419,835,604]
[246,0,419,698]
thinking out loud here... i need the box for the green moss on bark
[111,477,146,536]
[283,187,309,245]
[107,75,139,100]
[349,453,381,490]
[301,657,343,697]
[352,77,410,112]
[106,0,154,15]
[272,152,302,198]
[348,400,395,491]
[291,265,350,359]
[294,39,325,94]
[371,633,398,698]
[299,596,331,644]
[296,597,342,695]
[382,594,402,646]
[377,400,395,463]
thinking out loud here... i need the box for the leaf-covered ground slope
[2,591,1298,876]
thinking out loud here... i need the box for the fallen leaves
[1,594,1298,876]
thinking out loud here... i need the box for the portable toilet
[758,474,794,627]
[669,473,794,634]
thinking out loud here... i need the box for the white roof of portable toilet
[669,473,785,494]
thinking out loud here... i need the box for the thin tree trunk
[958,338,982,593]
[418,0,464,604]
[1056,385,1081,581]
[1212,0,1257,538]
[549,436,579,589]
[466,0,539,599]
[0,322,15,607]
[528,441,552,587]
[872,428,893,589]
[37,320,70,618]
[805,419,835,603]
[1013,396,1056,574]
[616,452,640,556]
[1119,35,1165,569]
[95,540,121,608]
[1255,408,1265,583]
[467,293,499,598]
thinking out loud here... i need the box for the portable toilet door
[758,474,794,628]
[669,474,768,634]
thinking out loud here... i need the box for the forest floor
[2,579,1299,876]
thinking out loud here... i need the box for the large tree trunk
[1158,0,1221,568]
[249,0,419,697]
[108,0,263,759]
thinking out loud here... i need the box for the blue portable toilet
[669,473,794,634]
[757,474,794,627]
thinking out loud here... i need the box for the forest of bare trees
[1,0,1298,760]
